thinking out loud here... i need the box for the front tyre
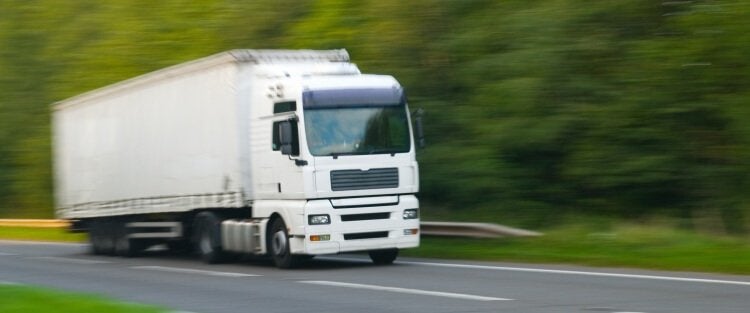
[268,218,301,268]
[369,249,398,265]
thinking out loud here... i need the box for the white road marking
[0,252,19,256]
[299,280,512,301]
[396,260,750,287]
[0,280,22,285]
[131,266,260,277]
[29,256,112,264]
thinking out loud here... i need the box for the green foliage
[405,221,750,274]
[0,284,165,313]
[0,0,749,233]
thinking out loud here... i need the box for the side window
[274,101,296,114]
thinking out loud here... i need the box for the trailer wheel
[369,249,398,265]
[88,223,104,255]
[268,218,301,268]
[89,219,115,256]
[114,221,143,257]
[194,212,228,264]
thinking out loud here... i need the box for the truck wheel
[268,218,301,268]
[369,249,398,265]
[114,221,143,257]
[194,212,228,264]
[89,223,104,255]
[90,219,115,256]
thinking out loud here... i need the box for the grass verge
[0,226,85,242]
[403,223,750,275]
[0,284,165,313]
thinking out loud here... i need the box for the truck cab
[236,63,421,267]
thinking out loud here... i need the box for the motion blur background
[1,0,749,234]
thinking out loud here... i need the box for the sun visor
[303,88,404,109]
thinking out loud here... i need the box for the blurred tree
[0,1,58,217]
[0,0,748,233]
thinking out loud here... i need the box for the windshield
[304,105,411,156]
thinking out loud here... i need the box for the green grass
[404,223,750,275]
[0,284,165,313]
[0,226,85,242]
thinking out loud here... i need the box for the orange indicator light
[310,234,331,241]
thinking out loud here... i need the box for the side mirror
[413,108,425,149]
[279,120,293,155]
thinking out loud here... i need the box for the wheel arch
[267,212,284,234]
[253,200,306,236]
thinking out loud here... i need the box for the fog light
[310,234,331,241]
[403,209,418,219]
[308,214,330,225]
[403,228,419,235]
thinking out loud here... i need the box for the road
[1,240,749,313]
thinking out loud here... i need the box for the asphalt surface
[1,240,749,313]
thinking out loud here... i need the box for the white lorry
[53,49,423,268]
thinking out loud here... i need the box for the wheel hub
[272,230,287,255]
[200,230,212,253]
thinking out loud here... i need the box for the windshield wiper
[367,148,400,156]
[327,149,401,158]
[329,152,358,159]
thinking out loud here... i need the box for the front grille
[330,167,398,191]
[343,231,389,240]
[340,212,391,222]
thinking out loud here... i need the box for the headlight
[403,209,418,220]
[308,214,331,225]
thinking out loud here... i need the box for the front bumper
[289,195,420,255]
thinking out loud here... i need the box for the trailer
[53,49,422,268]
